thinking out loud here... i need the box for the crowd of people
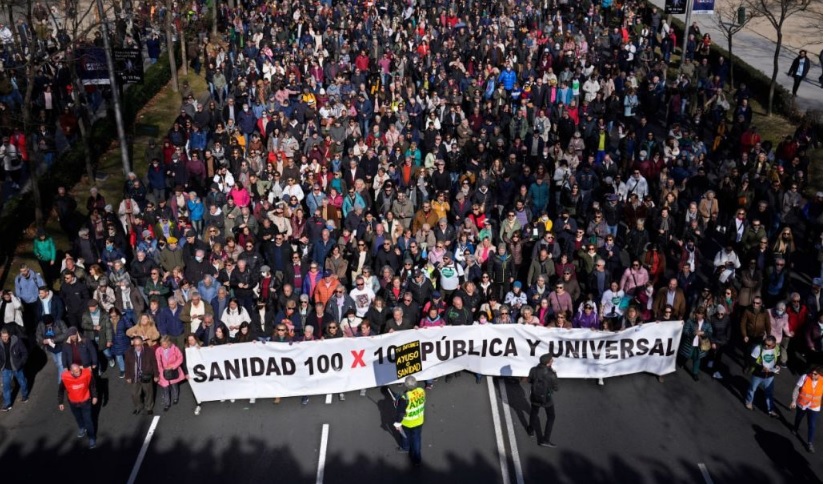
[0,0,822,452]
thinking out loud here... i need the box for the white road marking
[126,415,160,484]
[316,424,330,484]
[487,376,511,484]
[325,393,332,404]
[498,379,525,484]
[698,463,715,484]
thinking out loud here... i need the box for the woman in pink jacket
[155,335,186,411]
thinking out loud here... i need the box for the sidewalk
[652,0,824,114]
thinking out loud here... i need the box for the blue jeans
[746,374,775,412]
[49,351,65,384]
[2,368,28,407]
[794,407,820,445]
[115,354,126,372]
[69,399,96,440]
[399,425,423,464]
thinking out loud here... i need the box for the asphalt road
[0,346,821,484]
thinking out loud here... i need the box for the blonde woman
[126,313,161,346]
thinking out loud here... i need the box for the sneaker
[657,376,664,383]
[194,405,201,415]
[230,399,235,403]
[396,447,409,453]
[21,397,29,403]
[745,403,753,410]
[425,384,433,390]
[108,359,115,368]
[1,406,11,412]
[598,378,604,386]
[338,393,345,401]
[712,371,723,379]
[359,389,366,397]
[249,398,256,404]
[77,429,87,439]
[768,410,779,418]
[301,396,309,406]
[707,360,714,369]
[119,371,125,379]
[89,439,96,449]
[807,443,815,453]
[539,441,557,448]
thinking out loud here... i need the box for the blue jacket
[189,130,207,151]
[111,313,136,356]
[157,306,186,336]
[34,292,65,325]
[147,165,166,190]
[14,271,45,303]
[187,199,205,221]
[498,69,517,90]
[311,239,335,266]
[237,109,257,134]
[528,181,550,212]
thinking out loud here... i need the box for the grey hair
[404,376,418,389]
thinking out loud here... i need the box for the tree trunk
[211,0,218,38]
[66,48,96,184]
[728,35,735,87]
[8,4,19,46]
[180,21,188,77]
[768,30,782,116]
[22,64,44,229]
[165,2,178,92]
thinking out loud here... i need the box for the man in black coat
[787,50,811,96]
[528,354,560,448]
[124,336,157,415]
[60,271,89,328]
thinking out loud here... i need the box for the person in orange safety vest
[790,366,822,453]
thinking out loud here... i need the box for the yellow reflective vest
[402,387,426,428]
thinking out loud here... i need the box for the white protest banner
[186,322,683,402]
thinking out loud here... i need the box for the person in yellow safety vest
[790,365,823,453]
[393,376,425,466]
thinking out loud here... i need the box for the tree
[714,1,759,87]
[165,0,179,92]
[745,0,813,115]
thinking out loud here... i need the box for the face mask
[195,256,204,262]
[106,244,113,251]
[775,310,785,316]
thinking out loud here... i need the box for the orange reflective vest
[62,368,92,404]
[797,375,823,411]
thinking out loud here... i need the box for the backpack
[531,367,553,405]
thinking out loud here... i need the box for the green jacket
[144,279,171,306]
[33,237,56,262]
[81,310,114,349]
[159,247,186,273]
